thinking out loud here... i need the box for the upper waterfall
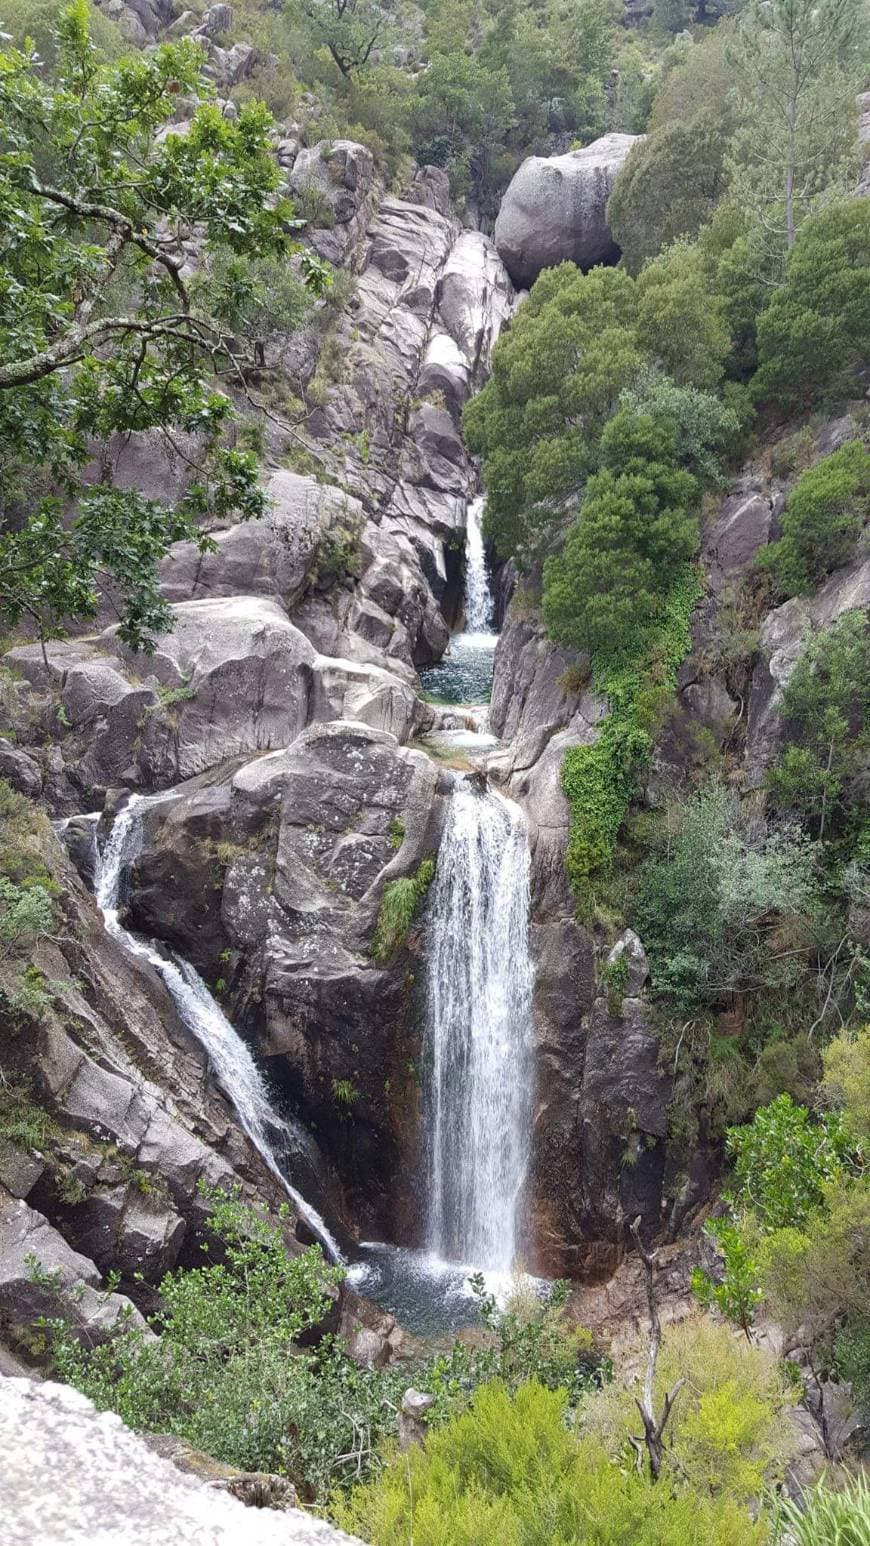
[425,781,534,1272]
[95,796,343,1262]
[464,495,494,635]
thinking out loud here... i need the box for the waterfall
[425,781,534,1272]
[94,796,343,1262]
[463,495,494,636]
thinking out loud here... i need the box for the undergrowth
[561,567,700,911]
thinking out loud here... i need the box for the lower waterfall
[425,781,534,1273]
[94,795,343,1262]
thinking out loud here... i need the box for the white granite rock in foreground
[0,1377,364,1546]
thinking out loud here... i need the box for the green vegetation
[773,1475,870,1546]
[767,611,869,845]
[0,5,328,652]
[760,440,870,596]
[752,201,870,409]
[51,1192,607,1502]
[634,783,820,1013]
[691,1037,870,1446]
[371,858,435,962]
[559,567,698,904]
[336,1317,796,1544]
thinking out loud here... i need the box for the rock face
[124,723,453,1239]
[0,1377,363,1546]
[494,133,641,288]
[0,831,306,1362]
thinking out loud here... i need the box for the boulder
[494,133,641,288]
[0,739,42,798]
[0,1195,151,1350]
[0,1377,364,1545]
[125,722,452,1238]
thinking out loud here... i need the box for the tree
[635,241,731,392]
[767,611,869,844]
[726,1092,851,1232]
[759,440,870,596]
[607,32,741,272]
[290,0,391,79]
[618,369,741,484]
[608,113,733,274]
[464,262,641,562]
[542,412,698,655]
[692,1218,763,1340]
[752,200,870,410]
[0,5,328,651]
[727,0,866,256]
[410,51,515,210]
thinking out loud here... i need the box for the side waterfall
[94,795,343,1262]
[425,782,534,1272]
[464,494,494,634]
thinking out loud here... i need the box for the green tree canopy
[0,3,327,650]
[542,411,699,655]
[752,200,870,411]
[759,440,870,597]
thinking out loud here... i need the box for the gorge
[0,0,868,1539]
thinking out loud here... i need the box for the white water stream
[425,782,534,1272]
[463,495,495,635]
[93,795,343,1262]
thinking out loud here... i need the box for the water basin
[419,630,499,707]
[346,1243,549,1339]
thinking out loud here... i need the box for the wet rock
[494,133,641,288]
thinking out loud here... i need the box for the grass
[371,859,435,962]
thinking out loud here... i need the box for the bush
[822,1026,870,1145]
[618,369,741,485]
[726,1093,852,1232]
[371,859,435,961]
[767,611,869,846]
[426,1277,602,1421]
[580,1317,794,1504]
[634,784,820,1013]
[752,200,870,411]
[759,440,870,596]
[51,1191,418,1499]
[335,1378,768,1545]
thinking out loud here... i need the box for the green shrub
[371,858,435,961]
[726,1092,853,1232]
[634,783,820,1013]
[335,1377,768,1545]
[759,440,870,596]
[767,611,869,846]
[426,1277,602,1422]
[51,1191,414,1498]
[542,412,699,658]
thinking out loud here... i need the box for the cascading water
[418,495,499,712]
[463,495,494,635]
[425,781,534,1272]
[93,795,342,1262]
